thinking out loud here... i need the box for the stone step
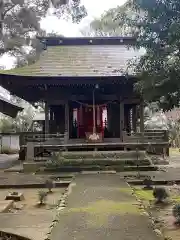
[23,161,157,173]
[61,150,147,160]
[45,158,151,166]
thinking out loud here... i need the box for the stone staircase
[23,150,157,173]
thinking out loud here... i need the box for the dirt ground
[0,188,65,212]
[133,185,180,240]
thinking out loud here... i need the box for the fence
[0,133,20,154]
[20,132,66,146]
[122,130,168,143]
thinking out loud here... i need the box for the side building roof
[0,96,23,118]
[0,37,144,77]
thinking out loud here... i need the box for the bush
[38,191,47,205]
[153,187,168,203]
[143,176,153,190]
[45,179,54,193]
[172,204,180,224]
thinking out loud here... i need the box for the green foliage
[143,176,153,190]
[46,152,66,168]
[0,0,42,64]
[172,203,180,223]
[153,187,168,203]
[38,190,47,204]
[87,0,180,110]
[0,0,87,66]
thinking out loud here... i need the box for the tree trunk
[0,0,4,38]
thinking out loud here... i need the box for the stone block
[23,161,46,172]
[26,142,34,161]
[5,192,24,201]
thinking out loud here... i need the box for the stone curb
[0,200,14,213]
[0,181,70,189]
[0,230,31,240]
[45,175,76,240]
[126,182,165,239]
[127,180,180,185]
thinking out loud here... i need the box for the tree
[88,0,180,110]
[0,0,87,66]
[81,2,134,37]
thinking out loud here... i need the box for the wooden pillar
[132,105,137,132]
[64,101,69,143]
[107,104,111,134]
[140,101,144,132]
[45,101,49,135]
[50,106,54,121]
[26,142,34,162]
[120,100,124,141]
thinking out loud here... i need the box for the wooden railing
[20,132,66,146]
[122,130,168,143]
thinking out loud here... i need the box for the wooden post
[120,99,124,142]
[45,101,49,136]
[132,105,137,132]
[64,101,69,144]
[140,101,144,133]
[26,142,34,162]
[107,104,111,132]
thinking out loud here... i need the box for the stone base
[5,192,24,201]
[23,161,46,172]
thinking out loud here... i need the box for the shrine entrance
[78,105,104,138]
[72,104,107,139]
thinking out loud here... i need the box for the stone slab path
[50,174,159,240]
[0,211,55,240]
[0,154,19,169]
[0,172,48,186]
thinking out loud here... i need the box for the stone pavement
[0,211,55,240]
[50,174,159,240]
[0,172,48,186]
[0,172,72,187]
[0,154,19,169]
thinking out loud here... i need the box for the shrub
[153,187,168,203]
[45,152,65,168]
[172,204,180,224]
[45,179,54,193]
[38,191,47,205]
[143,176,153,190]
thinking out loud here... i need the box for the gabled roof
[0,96,23,118]
[0,37,144,77]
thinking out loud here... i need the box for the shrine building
[0,37,148,147]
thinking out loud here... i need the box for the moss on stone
[65,200,141,227]
[134,189,154,201]
[68,200,141,214]
[119,188,133,194]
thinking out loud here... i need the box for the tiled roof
[0,45,144,77]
